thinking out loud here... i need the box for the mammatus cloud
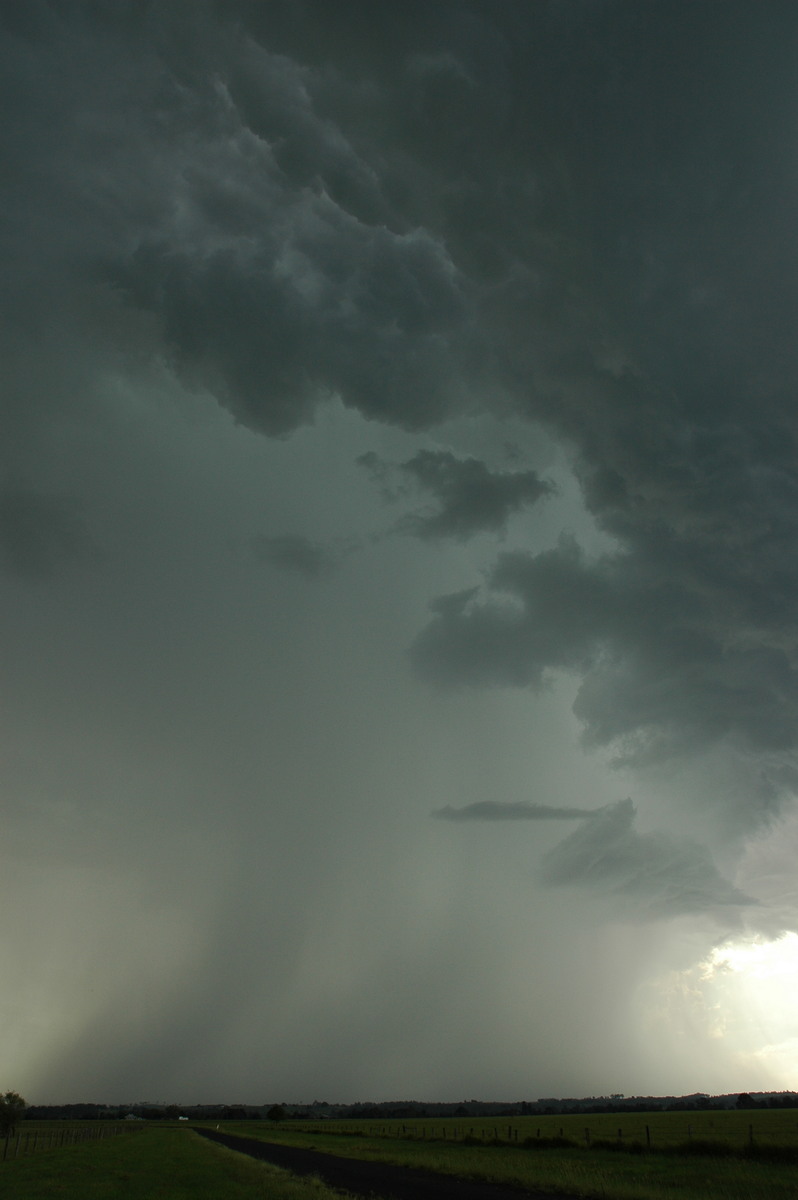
[539,799,754,919]
[359,449,553,540]
[433,801,597,821]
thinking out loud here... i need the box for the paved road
[195,1127,582,1200]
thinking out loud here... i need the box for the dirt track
[195,1127,582,1200]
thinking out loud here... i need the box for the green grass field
[279,1107,798,1149]
[5,1113,798,1200]
[0,1126,354,1200]
[214,1113,798,1200]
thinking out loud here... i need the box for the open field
[212,1115,798,1200]
[0,1125,355,1200]
[5,1113,798,1200]
[280,1107,798,1150]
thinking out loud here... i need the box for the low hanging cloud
[359,449,553,541]
[435,795,752,919]
[433,801,599,821]
[411,535,798,820]
[539,799,754,919]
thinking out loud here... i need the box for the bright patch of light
[698,932,798,1085]
[705,932,798,984]
[636,929,798,1093]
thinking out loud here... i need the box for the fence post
[645,1125,651,1148]
[584,1128,590,1146]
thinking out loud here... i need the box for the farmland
[0,1124,354,1200]
[212,1110,798,1199]
[278,1106,798,1150]
[3,1111,798,1199]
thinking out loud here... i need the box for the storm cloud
[254,533,339,578]
[539,799,753,919]
[433,801,597,821]
[3,0,798,1106]
[360,449,553,540]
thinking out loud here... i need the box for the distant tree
[0,1093,27,1138]
[266,1104,286,1123]
[736,1093,754,1109]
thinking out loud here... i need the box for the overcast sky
[4,0,798,1106]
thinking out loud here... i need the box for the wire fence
[284,1114,798,1153]
[2,1122,143,1162]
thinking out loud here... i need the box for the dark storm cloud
[0,0,483,441]
[5,0,798,1103]
[433,801,597,821]
[1,2,794,804]
[254,533,337,578]
[539,799,753,919]
[117,215,473,435]
[373,2,798,833]
[412,531,798,779]
[359,449,553,540]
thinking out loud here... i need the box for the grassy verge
[220,1123,798,1200]
[0,1126,355,1200]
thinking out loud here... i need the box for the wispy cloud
[253,534,339,579]
[540,799,754,919]
[433,801,599,821]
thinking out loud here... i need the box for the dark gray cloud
[253,533,338,578]
[3,0,798,1105]
[412,533,798,818]
[435,796,752,920]
[539,799,753,919]
[369,2,798,832]
[359,449,553,540]
[433,801,597,821]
